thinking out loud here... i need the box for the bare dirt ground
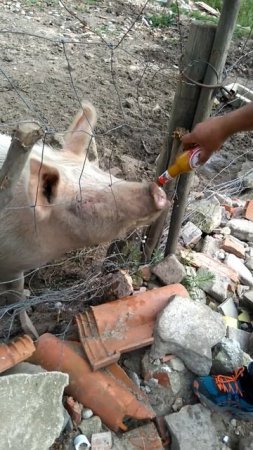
[0,0,252,338]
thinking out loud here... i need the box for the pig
[0,101,168,305]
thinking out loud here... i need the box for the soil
[0,1,252,448]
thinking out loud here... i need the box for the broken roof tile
[76,284,189,370]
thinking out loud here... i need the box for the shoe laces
[214,368,244,396]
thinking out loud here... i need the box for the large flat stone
[151,296,226,375]
[165,404,219,450]
[0,372,68,450]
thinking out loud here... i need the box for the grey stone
[82,408,93,420]
[151,254,186,285]
[227,326,251,352]
[241,169,253,190]
[241,290,253,311]
[201,235,221,257]
[225,254,253,286]
[187,197,222,233]
[189,287,207,304]
[169,357,185,372]
[217,298,238,318]
[212,338,244,374]
[246,257,253,271]
[172,397,183,412]
[78,416,102,439]
[1,362,45,376]
[0,372,68,450]
[151,296,226,375]
[165,404,219,450]
[239,433,253,450]
[197,267,229,303]
[229,219,253,242]
[180,221,202,247]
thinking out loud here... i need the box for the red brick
[221,236,245,259]
[245,200,253,221]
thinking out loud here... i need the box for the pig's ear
[63,101,97,155]
[28,158,60,220]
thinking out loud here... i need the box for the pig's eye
[42,173,59,203]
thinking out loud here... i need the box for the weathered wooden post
[164,0,241,256]
[143,22,216,261]
[144,0,241,260]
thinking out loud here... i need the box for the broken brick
[221,235,245,259]
[65,396,82,426]
[245,200,253,221]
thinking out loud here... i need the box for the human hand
[181,116,228,163]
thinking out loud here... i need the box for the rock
[169,357,185,372]
[225,254,253,286]
[0,372,68,450]
[180,221,202,247]
[137,264,152,281]
[227,327,251,352]
[217,298,238,318]
[151,254,186,285]
[165,404,219,450]
[241,290,253,311]
[91,431,112,449]
[221,235,246,259]
[1,362,45,376]
[212,338,245,374]
[142,351,194,416]
[245,257,253,271]
[228,218,253,242]
[201,235,221,257]
[197,267,229,303]
[172,397,183,412]
[241,169,253,190]
[151,296,226,375]
[99,269,133,301]
[215,193,233,207]
[239,433,253,450]
[82,408,93,419]
[188,287,207,304]
[78,416,102,439]
[187,197,222,233]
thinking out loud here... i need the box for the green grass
[205,0,253,28]
[150,1,252,38]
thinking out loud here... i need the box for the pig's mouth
[149,182,168,210]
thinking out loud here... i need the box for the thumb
[181,132,194,146]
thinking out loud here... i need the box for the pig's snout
[149,182,168,210]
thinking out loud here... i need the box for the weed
[182,268,214,299]
[149,12,176,28]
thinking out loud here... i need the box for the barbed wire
[0,0,252,339]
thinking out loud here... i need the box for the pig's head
[10,102,169,269]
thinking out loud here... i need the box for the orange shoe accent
[214,368,244,396]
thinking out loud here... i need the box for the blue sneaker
[193,364,253,420]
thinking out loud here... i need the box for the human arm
[181,102,253,162]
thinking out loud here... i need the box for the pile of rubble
[0,194,253,450]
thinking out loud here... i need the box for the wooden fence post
[164,0,241,256]
[143,22,216,261]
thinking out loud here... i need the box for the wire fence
[0,0,252,337]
